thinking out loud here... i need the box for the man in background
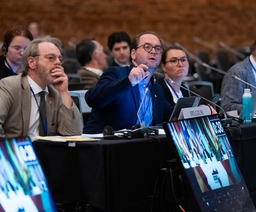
[221,39,256,114]
[76,38,107,89]
[107,31,131,67]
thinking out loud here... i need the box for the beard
[35,63,55,86]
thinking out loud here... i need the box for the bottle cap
[244,88,251,93]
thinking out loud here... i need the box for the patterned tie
[38,91,47,136]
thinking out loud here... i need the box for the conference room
[1,1,256,212]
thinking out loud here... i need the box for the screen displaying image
[164,115,255,211]
[0,137,57,212]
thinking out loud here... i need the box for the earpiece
[2,43,7,52]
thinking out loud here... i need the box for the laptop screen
[163,114,255,211]
[0,137,57,212]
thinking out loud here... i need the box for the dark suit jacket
[83,65,173,133]
[77,67,101,90]
[157,78,189,106]
[0,55,14,80]
[107,58,119,67]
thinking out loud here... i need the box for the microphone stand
[170,80,232,126]
[193,36,219,51]
[232,75,256,89]
[219,42,246,60]
[174,42,227,75]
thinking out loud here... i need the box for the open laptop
[0,136,57,212]
[169,96,201,121]
[163,114,255,211]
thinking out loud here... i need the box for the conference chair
[69,90,91,126]
[214,50,231,72]
[193,62,211,82]
[62,58,81,74]
[186,81,215,101]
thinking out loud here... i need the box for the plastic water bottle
[242,88,252,124]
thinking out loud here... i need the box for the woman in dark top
[158,46,189,106]
[0,26,33,79]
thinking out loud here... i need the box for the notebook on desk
[0,136,57,212]
[163,114,256,211]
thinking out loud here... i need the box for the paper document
[36,135,99,142]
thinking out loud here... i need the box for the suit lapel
[21,76,32,135]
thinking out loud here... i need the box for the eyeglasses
[34,54,64,64]
[165,57,188,66]
[10,45,26,53]
[136,43,163,54]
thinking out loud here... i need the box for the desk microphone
[232,75,256,89]
[133,86,158,138]
[170,80,232,126]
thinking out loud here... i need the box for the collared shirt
[165,78,183,103]
[136,82,153,127]
[28,76,49,140]
[84,67,103,76]
[249,55,256,80]
[113,58,130,67]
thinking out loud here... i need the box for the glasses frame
[33,54,64,64]
[136,43,163,54]
[9,45,26,53]
[165,57,188,67]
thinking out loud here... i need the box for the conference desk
[33,136,173,212]
[33,123,256,211]
[225,121,256,202]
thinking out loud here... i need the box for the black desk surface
[225,122,256,200]
[33,123,256,211]
[33,136,172,212]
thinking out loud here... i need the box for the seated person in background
[0,26,33,79]
[26,20,43,39]
[0,37,83,140]
[76,38,107,89]
[158,46,189,106]
[83,31,173,134]
[107,31,131,67]
[221,39,256,114]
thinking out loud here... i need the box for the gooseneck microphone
[169,80,232,126]
[232,75,256,89]
[174,42,227,75]
[219,42,246,60]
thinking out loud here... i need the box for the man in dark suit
[76,38,107,89]
[83,31,173,134]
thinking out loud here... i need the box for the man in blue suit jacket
[83,31,173,133]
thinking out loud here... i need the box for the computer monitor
[163,114,255,211]
[0,137,57,212]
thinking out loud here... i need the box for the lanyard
[5,59,17,75]
[249,57,256,73]
[30,87,48,136]
[164,78,179,99]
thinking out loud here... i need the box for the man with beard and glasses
[83,30,174,133]
[0,37,83,140]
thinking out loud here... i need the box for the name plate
[178,105,211,120]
